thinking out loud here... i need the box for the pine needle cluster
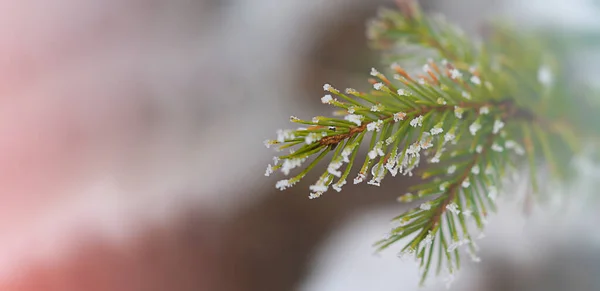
[263,1,600,285]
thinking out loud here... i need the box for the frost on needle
[262,1,588,286]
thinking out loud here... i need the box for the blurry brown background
[0,0,599,290]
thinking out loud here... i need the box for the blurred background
[0,0,599,290]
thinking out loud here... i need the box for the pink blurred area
[0,0,599,290]
[0,0,231,286]
[0,0,316,288]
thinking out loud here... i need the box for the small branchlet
[263,2,595,286]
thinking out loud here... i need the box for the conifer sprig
[263,1,593,286]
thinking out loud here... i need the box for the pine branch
[262,2,595,286]
[369,5,476,67]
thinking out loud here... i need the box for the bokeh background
[0,0,599,290]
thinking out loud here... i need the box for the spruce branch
[262,2,597,286]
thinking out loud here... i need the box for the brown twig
[319,99,525,147]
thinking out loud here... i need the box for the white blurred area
[0,0,599,289]
[303,183,600,291]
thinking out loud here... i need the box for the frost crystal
[418,78,426,85]
[402,155,420,177]
[475,145,483,153]
[462,179,471,188]
[370,103,385,112]
[385,151,398,172]
[327,160,343,177]
[345,88,358,95]
[430,152,442,163]
[373,82,385,90]
[422,64,431,72]
[324,83,339,93]
[370,67,381,77]
[386,165,399,177]
[437,98,447,105]
[431,126,444,135]
[321,95,334,104]
[305,132,321,145]
[468,249,482,263]
[491,143,504,152]
[469,121,482,136]
[410,115,424,127]
[367,120,384,132]
[341,144,357,163]
[447,165,457,175]
[394,112,407,122]
[345,114,363,126]
[538,65,553,87]
[479,106,490,115]
[471,75,481,85]
[420,132,433,149]
[265,164,274,176]
[493,119,505,134]
[420,202,432,210]
[407,142,421,157]
[419,232,434,249]
[368,142,385,159]
[504,140,517,148]
[353,173,366,184]
[276,129,295,143]
[309,192,323,199]
[439,182,450,191]
[444,132,456,143]
[462,91,471,100]
[276,180,291,191]
[309,178,329,193]
[454,106,464,119]
[447,239,470,253]
[332,180,347,192]
[273,156,280,165]
[264,139,275,149]
[450,69,462,79]
[471,165,480,175]
[397,89,409,96]
[281,158,304,175]
[367,179,381,187]
[446,203,460,215]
